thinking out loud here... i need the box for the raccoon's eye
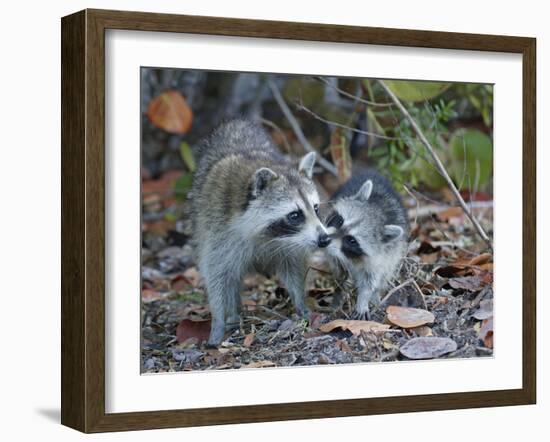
[314,204,319,215]
[327,212,344,228]
[287,210,305,225]
[344,235,358,246]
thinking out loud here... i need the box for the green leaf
[449,128,493,189]
[283,78,325,108]
[410,140,448,190]
[174,174,193,201]
[383,80,451,102]
[179,142,196,172]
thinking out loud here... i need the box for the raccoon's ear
[383,224,404,242]
[298,152,316,179]
[251,167,278,197]
[355,180,373,201]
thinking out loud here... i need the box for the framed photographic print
[61,9,536,433]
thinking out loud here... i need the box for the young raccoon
[324,170,409,319]
[189,120,331,346]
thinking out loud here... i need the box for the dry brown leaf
[473,299,493,320]
[329,128,351,184]
[215,363,233,370]
[176,319,211,344]
[147,90,193,134]
[434,264,474,278]
[420,252,440,265]
[448,275,486,291]
[319,319,390,336]
[243,332,255,348]
[417,241,441,255]
[478,263,494,272]
[242,360,275,369]
[386,305,435,328]
[400,337,457,359]
[336,339,352,353]
[142,170,183,196]
[141,289,164,303]
[171,274,193,292]
[409,325,433,337]
[309,312,327,329]
[382,339,398,350]
[142,219,176,236]
[479,317,494,348]
[183,266,201,287]
[437,206,463,222]
[469,253,493,266]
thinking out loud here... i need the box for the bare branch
[378,79,493,250]
[409,200,494,220]
[315,76,395,107]
[294,101,403,142]
[268,81,337,176]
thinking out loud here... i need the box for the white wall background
[0,0,545,439]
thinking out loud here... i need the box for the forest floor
[140,171,494,373]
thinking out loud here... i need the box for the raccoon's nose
[317,233,331,248]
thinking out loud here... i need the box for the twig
[259,305,289,320]
[294,101,402,142]
[402,185,419,226]
[409,200,494,220]
[411,279,427,309]
[315,76,395,107]
[380,278,415,305]
[378,80,493,250]
[268,81,337,176]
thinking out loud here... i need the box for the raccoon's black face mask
[267,208,305,237]
[245,154,328,247]
[325,209,366,259]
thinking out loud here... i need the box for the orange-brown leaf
[386,305,435,328]
[243,332,255,348]
[479,317,494,348]
[468,253,493,266]
[142,289,164,303]
[436,206,463,222]
[329,128,351,184]
[242,360,275,369]
[176,319,210,344]
[147,90,193,134]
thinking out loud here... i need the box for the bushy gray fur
[324,169,409,319]
[189,120,329,346]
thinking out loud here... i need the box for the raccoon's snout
[317,233,331,248]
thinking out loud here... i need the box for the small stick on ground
[380,278,415,305]
[268,80,338,176]
[411,278,427,309]
[378,80,493,251]
[259,305,289,320]
[410,201,494,220]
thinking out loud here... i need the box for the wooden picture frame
[61,8,536,433]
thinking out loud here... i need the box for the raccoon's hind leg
[225,280,243,331]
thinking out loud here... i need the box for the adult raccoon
[324,169,409,319]
[189,120,331,346]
